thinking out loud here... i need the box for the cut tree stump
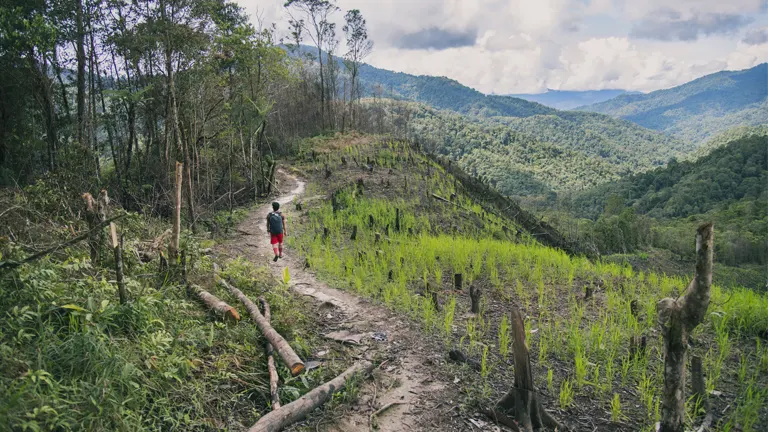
[248,362,374,432]
[454,273,463,291]
[469,285,481,314]
[189,284,240,322]
[369,215,375,228]
[215,264,304,376]
[260,298,281,410]
[484,304,564,432]
[657,223,714,432]
[350,225,358,241]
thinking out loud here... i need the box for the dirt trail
[222,170,465,432]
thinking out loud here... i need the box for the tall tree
[342,9,372,128]
[284,0,338,129]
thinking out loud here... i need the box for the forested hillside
[371,101,690,196]
[555,133,768,269]
[579,63,768,145]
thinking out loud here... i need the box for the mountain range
[505,89,640,110]
[577,63,768,145]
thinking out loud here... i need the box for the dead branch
[248,361,374,432]
[0,214,127,271]
[260,297,281,410]
[214,264,304,376]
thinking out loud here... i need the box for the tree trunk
[260,298,281,410]
[215,266,304,376]
[657,223,714,432]
[486,304,563,432]
[189,284,240,322]
[110,223,127,304]
[75,0,86,150]
[248,362,373,432]
[82,193,100,263]
[170,161,183,261]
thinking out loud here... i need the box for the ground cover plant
[0,184,349,431]
[290,134,768,431]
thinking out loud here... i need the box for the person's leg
[271,235,279,261]
[278,240,283,258]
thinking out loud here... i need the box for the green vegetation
[291,136,768,430]
[0,190,327,430]
[559,133,767,268]
[579,63,768,145]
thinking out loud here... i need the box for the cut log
[248,361,374,432]
[469,285,481,314]
[215,265,304,376]
[110,223,127,304]
[657,223,714,432]
[189,284,240,322]
[486,304,564,432]
[260,298,281,410]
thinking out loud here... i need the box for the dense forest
[580,63,768,145]
[552,133,768,270]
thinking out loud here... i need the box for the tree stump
[630,299,639,317]
[584,285,593,300]
[350,225,357,241]
[691,355,706,410]
[485,304,564,431]
[388,269,393,281]
[657,223,714,432]
[430,291,440,312]
[341,156,347,166]
[110,223,127,304]
[469,285,481,314]
[369,215,375,228]
[374,232,381,243]
[454,273,463,291]
[395,208,401,232]
[323,227,329,242]
[295,202,302,211]
[170,161,183,261]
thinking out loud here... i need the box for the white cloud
[235,0,768,93]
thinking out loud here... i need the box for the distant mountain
[505,89,641,110]
[577,63,768,145]
[287,45,693,196]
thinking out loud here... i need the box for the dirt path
[222,170,468,432]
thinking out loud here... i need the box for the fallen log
[260,297,281,410]
[248,361,373,432]
[214,264,304,376]
[189,284,241,322]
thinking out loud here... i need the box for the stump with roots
[484,304,564,432]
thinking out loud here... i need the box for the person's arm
[282,214,287,236]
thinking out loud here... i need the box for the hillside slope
[578,63,768,144]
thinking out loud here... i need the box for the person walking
[267,202,287,262]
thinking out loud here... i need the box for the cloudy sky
[236,0,768,94]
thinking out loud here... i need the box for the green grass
[291,136,768,429]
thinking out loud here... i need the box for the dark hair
[272,202,280,211]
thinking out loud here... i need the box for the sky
[236,0,768,94]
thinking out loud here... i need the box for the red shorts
[270,233,284,245]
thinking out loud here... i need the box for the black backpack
[268,212,283,234]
